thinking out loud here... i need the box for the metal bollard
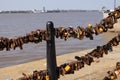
[46,21,57,80]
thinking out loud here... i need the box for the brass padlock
[98,27,103,33]
[45,75,50,80]
[64,65,71,72]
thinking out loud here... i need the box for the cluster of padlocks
[103,62,120,80]
[0,6,120,51]
[54,6,120,40]
[0,29,49,51]
[56,34,120,77]
[17,33,120,80]
[18,70,50,80]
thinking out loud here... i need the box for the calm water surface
[0,12,104,68]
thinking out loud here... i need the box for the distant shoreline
[0,10,100,14]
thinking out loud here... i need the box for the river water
[0,11,104,68]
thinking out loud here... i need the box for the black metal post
[46,21,57,80]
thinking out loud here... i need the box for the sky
[0,0,120,11]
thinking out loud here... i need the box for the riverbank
[0,42,120,80]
